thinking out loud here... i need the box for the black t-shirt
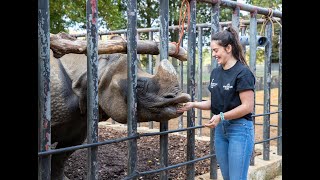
[207,60,255,120]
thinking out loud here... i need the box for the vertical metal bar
[159,0,169,61]
[127,0,138,178]
[159,0,169,179]
[240,25,246,54]
[277,19,282,156]
[210,3,219,70]
[210,1,220,179]
[137,33,141,128]
[137,33,141,61]
[86,0,99,179]
[38,0,51,179]
[249,10,257,166]
[179,38,184,134]
[148,31,154,129]
[241,24,247,35]
[197,27,203,137]
[186,0,196,179]
[148,32,154,75]
[263,21,272,161]
[231,4,240,33]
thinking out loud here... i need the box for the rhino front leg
[51,119,87,180]
[51,151,73,180]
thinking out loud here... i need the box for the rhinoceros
[48,47,190,179]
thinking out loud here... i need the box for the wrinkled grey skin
[49,50,190,179]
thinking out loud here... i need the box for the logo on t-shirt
[210,78,217,88]
[223,83,233,90]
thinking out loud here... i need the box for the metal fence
[38,0,282,179]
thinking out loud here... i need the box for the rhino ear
[72,72,87,115]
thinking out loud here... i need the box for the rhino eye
[137,78,148,90]
[137,82,145,89]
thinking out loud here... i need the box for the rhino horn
[153,59,178,81]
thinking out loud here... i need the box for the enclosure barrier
[38,0,282,179]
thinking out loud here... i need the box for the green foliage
[137,0,159,28]
[49,0,70,33]
[49,0,126,34]
[245,0,282,10]
[245,48,265,64]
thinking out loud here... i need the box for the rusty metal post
[197,27,203,137]
[249,10,257,166]
[231,2,240,33]
[210,1,220,179]
[38,0,51,179]
[159,0,169,179]
[263,21,273,161]
[277,19,282,156]
[186,0,197,179]
[179,38,184,134]
[127,0,138,178]
[148,31,154,129]
[86,0,99,179]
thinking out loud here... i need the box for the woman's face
[211,40,232,65]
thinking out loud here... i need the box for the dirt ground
[65,126,213,179]
[64,88,280,179]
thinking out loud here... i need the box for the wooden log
[50,32,188,61]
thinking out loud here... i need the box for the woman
[177,26,255,180]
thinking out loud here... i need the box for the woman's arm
[223,89,254,120]
[177,100,211,113]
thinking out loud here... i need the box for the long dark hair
[211,26,248,66]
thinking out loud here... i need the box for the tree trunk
[50,32,187,61]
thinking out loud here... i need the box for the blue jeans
[214,118,254,180]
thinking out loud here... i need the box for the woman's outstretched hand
[177,102,194,113]
[204,114,221,129]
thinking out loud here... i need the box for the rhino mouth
[151,93,191,114]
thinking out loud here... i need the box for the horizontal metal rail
[255,123,278,127]
[140,125,204,137]
[38,125,205,156]
[72,18,278,37]
[255,103,279,107]
[38,134,139,156]
[255,135,282,144]
[198,0,282,18]
[252,110,282,117]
